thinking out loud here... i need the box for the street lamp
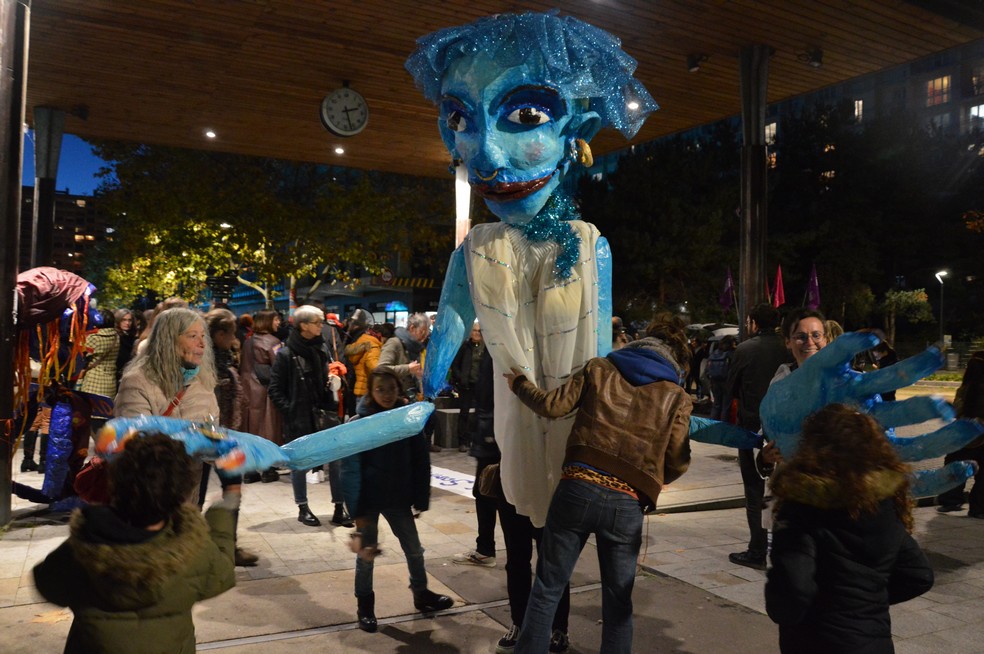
[935,270,947,344]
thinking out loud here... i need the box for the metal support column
[1,0,30,526]
[738,45,770,338]
[31,106,63,267]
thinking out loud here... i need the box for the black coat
[268,335,333,441]
[340,399,431,518]
[766,498,933,654]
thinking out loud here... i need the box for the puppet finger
[867,395,955,428]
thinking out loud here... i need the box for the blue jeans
[291,459,343,506]
[515,479,643,654]
[354,505,428,598]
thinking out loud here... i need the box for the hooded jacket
[765,467,933,654]
[343,330,381,397]
[33,504,235,654]
[511,337,692,511]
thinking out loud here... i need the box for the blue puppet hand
[760,332,984,496]
[95,416,289,473]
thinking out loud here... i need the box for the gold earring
[576,138,593,167]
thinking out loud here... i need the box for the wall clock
[320,86,369,137]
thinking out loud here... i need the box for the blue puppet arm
[423,246,476,399]
[689,416,763,450]
[596,236,613,357]
[281,402,435,470]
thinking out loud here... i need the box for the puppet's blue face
[439,54,580,225]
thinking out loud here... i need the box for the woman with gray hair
[269,305,352,528]
[115,307,219,506]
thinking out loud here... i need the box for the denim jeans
[515,479,643,654]
[291,459,343,505]
[354,505,428,598]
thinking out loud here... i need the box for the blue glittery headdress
[405,10,659,139]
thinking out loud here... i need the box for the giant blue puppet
[405,11,757,526]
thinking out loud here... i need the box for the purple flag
[806,264,821,309]
[719,267,735,312]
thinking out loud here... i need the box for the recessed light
[334,147,345,155]
[627,101,640,110]
[205,129,216,139]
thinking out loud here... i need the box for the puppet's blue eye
[507,106,550,126]
[447,110,467,132]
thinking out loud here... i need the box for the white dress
[463,220,600,527]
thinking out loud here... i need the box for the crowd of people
[21,296,982,654]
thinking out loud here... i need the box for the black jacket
[268,333,333,441]
[766,497,933,654]
[340,398,431,518]
[722,331,789,431]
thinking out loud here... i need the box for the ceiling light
[205,129,216,138]
[334,147,345,155]
[687,53,708,73]
[798,48,823,68]
[627,101,640,111]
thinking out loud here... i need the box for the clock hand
[342,105,357,130]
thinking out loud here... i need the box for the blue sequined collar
[513,193,581,279]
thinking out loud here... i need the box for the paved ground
[2,382,982,653]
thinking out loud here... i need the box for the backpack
[706,348,731,381]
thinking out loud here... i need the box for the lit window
[767,152,777,169]
[970,104,984,121]
[926,75,951,107]
[823,144,836,153]
[853,99,863,122]
[820,170,836,180]
[74,235,84,242]
[764,122,777,145]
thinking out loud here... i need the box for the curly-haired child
[765,404,934,654]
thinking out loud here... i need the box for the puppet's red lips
[474,174,553,201]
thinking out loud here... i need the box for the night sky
[21,131,110,196]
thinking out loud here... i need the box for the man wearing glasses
[722,304,791,570]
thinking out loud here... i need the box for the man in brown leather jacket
[503,315,692,654]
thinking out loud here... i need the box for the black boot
[331,503,355,528]
[232,509,259,566]
[357,592,378,632]
[20,431,38,472]
[297,503,321,527]
[412,587,454,613]
[37,433,49,473]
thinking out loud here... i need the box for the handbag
[477,463,502,499]
[312,406,340,431]
[293,354,339,432]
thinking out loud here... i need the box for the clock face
[320,88,369,137]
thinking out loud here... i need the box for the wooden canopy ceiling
[25,0,984,180]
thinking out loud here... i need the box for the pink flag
[773,265,785,308]
[806,264,821,309]
[719,267,734,312]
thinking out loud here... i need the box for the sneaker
[452,550,496,568]
[496,624,520,653]
[429,443,442,453]
[549,629,570,653]
[729,550,767,570]
[317,469,325,482]
[260,468,280,483]
[306,470,321,484]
